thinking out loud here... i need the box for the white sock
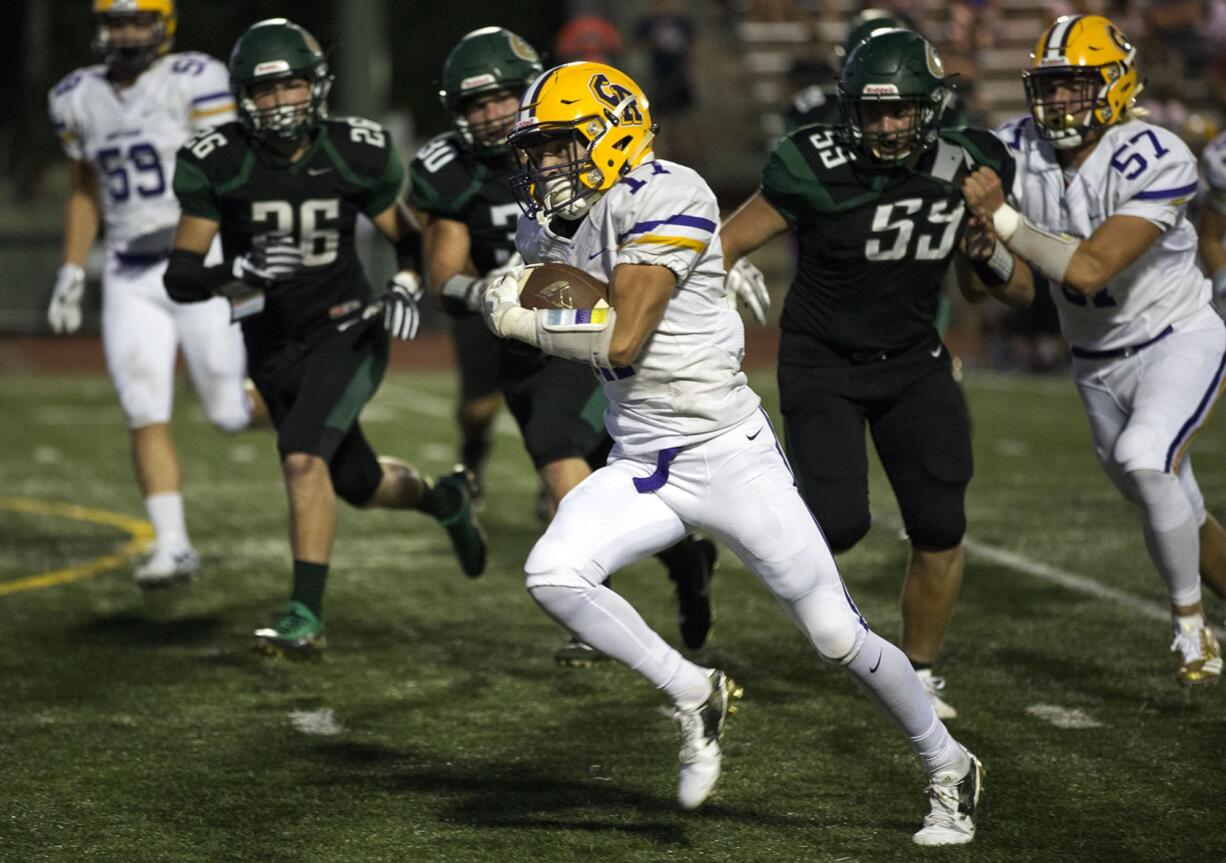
[529,583,711,706]
[1131,470,1202,608]
[1174,612,1205,634]
[845,630,967,776]
[145,492,189,550]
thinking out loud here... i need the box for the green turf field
[1,370,1224,863]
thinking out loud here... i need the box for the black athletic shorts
[777,336,973,552]
[246,317,387,505]
[500,353,607,469]
[451,313,502,401]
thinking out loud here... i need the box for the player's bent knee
[905,517,966,553]
[331,455,384,507]
[203,402,250,434]
[1114,424,1162,473]
[525,535,606,591]
[818,513,871,555]
[791,583,866,663]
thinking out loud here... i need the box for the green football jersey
[761,124,1014,364]
[173,117,404,342]
[407,131,520,275]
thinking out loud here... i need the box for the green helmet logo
[229,18,333,145]
[837,29,950,167]
[440,27,543,156]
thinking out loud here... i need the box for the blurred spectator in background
[555,6,623,65]
[634,0,696,117]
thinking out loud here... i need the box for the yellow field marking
[0,497,153,596]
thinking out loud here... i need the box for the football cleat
[915,668,958,720]
[1171,625,1222,686]
[675,669,743,810]
[435,467,488,577]
[913,749,984,846]
[134,546,199,591]
[252,601,326,663]
[667,538,718,650]
[553,635,609,668]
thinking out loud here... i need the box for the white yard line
[1025,704,1103,729]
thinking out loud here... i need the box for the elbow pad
[164,248,232,303]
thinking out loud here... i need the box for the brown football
[519,263,610,310]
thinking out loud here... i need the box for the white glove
[482,268,527,337]
[442,252,525,316]
[48,264,86,334]
[232,235,303,288]
[384,270,424,341]
[725,258,770,325]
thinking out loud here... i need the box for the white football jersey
[48,53,235,258]
[516,157,761,455]
[1201,129,1226,216]
[995,116,1210,351]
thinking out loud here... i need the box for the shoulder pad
[179,121,245,173]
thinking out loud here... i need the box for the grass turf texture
[1,370,1224,863]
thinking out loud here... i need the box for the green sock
[417,477,461,520]
[291,560,329,619]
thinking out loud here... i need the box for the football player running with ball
[48,0,255,589]
[411,29,718,664]
[164,19,486,661]
[483,61,986,845]
[721,29,1033,720]
[968,15,1226,684]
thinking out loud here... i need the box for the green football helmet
[229,18,332,145]
[836,8,904,64]
[439,27,543,156]
[838,29,951,167]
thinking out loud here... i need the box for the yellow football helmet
[1024,15,1139,149]
[92,0,176,76]
[507,61,656,220]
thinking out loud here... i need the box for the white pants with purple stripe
[525,410,961,775]
[1075,305,1225,491]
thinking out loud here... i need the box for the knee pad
[1113,423,1162,473]
[525,533,607,591]
[815,510,871,555]
[330,450,383,507]
[202,396,250,434]
[902,504,965,552]
[117,376,170,429]
[1129,469,1194,532]
[790,582,867,663]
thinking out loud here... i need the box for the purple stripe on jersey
[616,214,717,243]
[1165,349,1226,472]
[632,447,681,493]
[191,90,232,104]
[1134,181,1199,201]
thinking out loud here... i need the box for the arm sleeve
[172,149,221,221]
[1114,128,1199,229]
[48,76,85,161]
[188,55,237,131]
[612,168,719,283]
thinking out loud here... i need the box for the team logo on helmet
[509,33,539,63]
[926,44,945,79]
[589,74,644,126]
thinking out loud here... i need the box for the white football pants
[102,255,249,432]
[526,410,962,775]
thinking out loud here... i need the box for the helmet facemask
[93,11,168,78]
[1024,66,1112,149]
[510,118,608,221]
[452,88,523,157]
[841,94,942,167]
[238,73,331,145]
